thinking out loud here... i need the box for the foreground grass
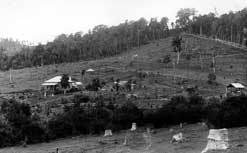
[0,124,246,153]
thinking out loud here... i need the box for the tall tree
[176,8,197,31]
[172,35,183,64]
[61,74,70,94]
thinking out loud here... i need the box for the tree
[61,74,70,94]
[176,8,197,31]
[172,35,183,64]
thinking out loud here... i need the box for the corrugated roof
[42,82,58,86]
[227,83,245,89]
[86,68,95,72]
[42,75,74,86]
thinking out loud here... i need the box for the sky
[0,0,246,44]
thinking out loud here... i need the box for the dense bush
[112,101,143,130]
[207,95,247,128]
[0,100,46,146]
[146,95,206,128]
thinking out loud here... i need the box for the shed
[226,83,245,96]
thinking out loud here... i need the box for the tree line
[0,17,169,70]
[1,8,247,71]
[177,8,247,45]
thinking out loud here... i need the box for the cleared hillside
[0,34,246,98]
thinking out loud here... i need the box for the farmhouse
[42,76,82,96]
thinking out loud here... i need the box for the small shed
[226,83,245,96]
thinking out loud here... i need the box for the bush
[162,55,171,64]
[0,123,14,147]
[85,78,103,91]
[0,100,45,146]
[146,95,206,128]
[48,115,74,139]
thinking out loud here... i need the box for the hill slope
[0,34,246,97]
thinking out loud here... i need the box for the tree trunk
[176,52,180,65]
[212,56,216,73]
[231,25,233,42]
[199,52,203,70]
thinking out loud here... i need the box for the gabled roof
[227,83,245,89]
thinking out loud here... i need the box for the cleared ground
[0,124,246,153]
[0,34,246,98]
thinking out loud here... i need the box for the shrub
[208,73,216,84]
[73,94,90,104]
[162,55,171,64]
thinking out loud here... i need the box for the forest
[0,8,247,70]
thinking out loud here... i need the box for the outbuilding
[226,83,245,96]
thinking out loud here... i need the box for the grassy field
[0,124,246,153]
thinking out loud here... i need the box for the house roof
[42,76,75,86]
[86,68,95,72]
[227,83,245,89]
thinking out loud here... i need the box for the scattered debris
[171,132,185,143]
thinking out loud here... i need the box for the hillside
[0,34,246,98]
